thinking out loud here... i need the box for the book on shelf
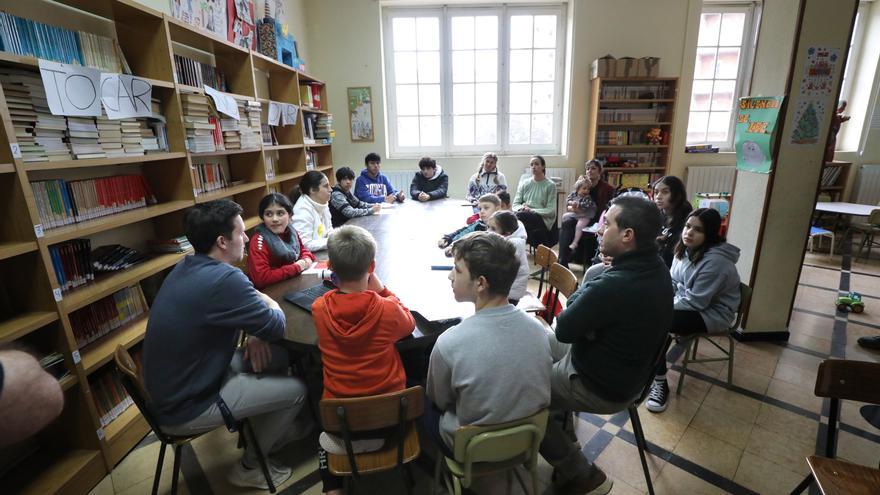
[70,285,146,348]
[315,113,335,140]
[261,123,277,146]
[48,238,94,292]
[30,175,157,230]
[148,235,192,254]
[685,144,719,153]
[240,100,262,149]
[38,352,70,381]
[90,359,138,427]
[264,153,276,179]
[0,69,72,162]
[599,82,671,100]
[173,53,228,91]
[821,164,843,187]
[305,149,317,171]
[302,113,317,143]
[182,93,219,152]
[300,84,322,109]
[91,244,147,272]
[191,162,228,194]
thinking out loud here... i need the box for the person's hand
[244,335,272,373]
[521,205,532,213]
[385,194,396,204]
[367,272,385,292]
[438,238,448,248]
[371,204,381,213]
[295,259,311,271]
[257,291,281,311]
[418,192,430,202]
[397,192,406,202]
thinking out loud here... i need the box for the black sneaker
[858,336,880,350]
[646,379,669,413]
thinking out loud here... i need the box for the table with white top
[815,202,877,217]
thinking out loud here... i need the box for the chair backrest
[549,263,578,299]
[731,283,752,330]
[452,409,549,481]
[114,345,171,442]
[534,245,558,297]
[869,208,880,225]
[319,386,425,433]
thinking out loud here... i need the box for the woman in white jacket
[290,171,334,251]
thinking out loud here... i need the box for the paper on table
[302,260,331,275]
[204,85,240,120]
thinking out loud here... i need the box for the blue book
[72,31,83,65]
[14,17,29,56]
[57,179,73,222]
[36,22,47,59]
[49,245,65,288]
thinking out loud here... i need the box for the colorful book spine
[30,175,156,230]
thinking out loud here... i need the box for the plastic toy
[836,292,865,313]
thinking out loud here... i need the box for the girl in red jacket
[248,193,316,289]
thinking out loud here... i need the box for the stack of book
[172,54,227,90]
[305,149,317,170]
[191,162,228,195]
[30,175,155,229]
[90,245,146,272]
[148,236,193,254]
[48,239,94,292]
[70,285,146,348]
[91,366,135,427]
[302,113,318,144]
[240,101,262,149]
[0,70,46,162]
[264,153,276,179]
[66,117,105,159]
[32,83,72,161]
[821,164,844,187]
[220,113,241,150]
[685,144,719,153]
[261,123,276,146]
[39,352,69,380]
[137,120,159,153]
[315,113,335,143]
[96,116,125,158]
[181,93,217,153]
[299,84,322,109]
[119,118,143,156]
[77,30,128,73]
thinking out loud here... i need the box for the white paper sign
[39,59,102,116]
[100,74,153,119]
[203,85,240,120]
[268,101,281,126]
[281,103,298,126]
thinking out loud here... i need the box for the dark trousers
[516,210,552,248]
[657,310,707,375]
[557,216,598,267]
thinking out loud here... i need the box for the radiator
[382,170,415,195]
[853,164,880,206]
[686,166,736,201]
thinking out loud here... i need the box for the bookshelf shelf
[268,171,305,185]
[244,215,261,230]
[306,142,332,148]
[59,374,78,391]
[251,51,297,75]
[0,311,59,343]
[263,144,304,151]
[60,252,188,313]
[194,181,266,203]
[40,200,193,245]
[190,148,261,158]
[0,163,15,173]
[176,84,254,103]
[317,165,334,173]
[819,161,852,201]
[165,16,249,57]
[23,152,187,172]
[103,405,149,466]
[0,52,175,89]
[0,240,38,261]
[81,315,148,374]
[297,71,325,84]
[10,449,104,495]
[300,106,327,114]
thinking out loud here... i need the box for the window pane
[454,115,475,145]
[417,51,440,83]
[707,111,730,141]
[396,85,418,116]
[690,80,713,111]
[475,83,497,114]
[694,48,717,79]
[687,111,709,143]
[510,16,533,49]
[420,116,441,146]
[398,116,419,146]
[532,49,555,81]
[475,115,496,144]
[451,16,474,50]
[452,50,475,83]
[474,16,498,49]
[419,84,441,115]
[395,52,417,83]
[711,80,736,111]
[509,114,530,144]
[532,82,554,113]
[509,83,531,113]
[474,50,498,82]
[715,47,740,78]
[393,17,417,50]
[531,114,553,144]
[718,13,745,46]
[510,50,533,82]
[698,13,721,46]
[533,15,556,48]
[453,83,475,115]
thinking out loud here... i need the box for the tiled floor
[89,249,880,495]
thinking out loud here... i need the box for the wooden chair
[850,209,880,261]
[319,386,424,494]
[533,244,558,298]
[676,283,751,392]
[540,262,577,324]
[433,409,549,495]
[113,345,276,494]
[792,359,880,493]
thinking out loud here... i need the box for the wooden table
[807,456,880,495]
[264,198,479,348]
[815,202,877,217]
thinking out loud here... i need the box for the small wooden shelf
[9,448,104,495]
[268,171,305,185]
[263,144,303,151]
[40,200,193,245]
[599,99,675,104]
[0,240,38,261]
[300,106,327,114]
[0,311,59,343]
[60,252,188,313]
[604,167,666,172]
[190,147,261,157]
[103,404,150,466]
[597,122,672,126]
[0,163,15,173]
[59,374,77,391]
[0,52,174,88]
[166,15,250,57]
[251,51,298,75]
[80,315,148,374]
[317,165,334,173]
[244,215,261,230]
[297,71,325,84]
[176,84,254,103]
[596,145,669,149]
[23,152,186,172]
[305,142,332,148]
[194,181,266,203]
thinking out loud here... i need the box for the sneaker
[857,336,880,350]
[556,465,613,495]
[646,379,669,413]
[228,460,292,490]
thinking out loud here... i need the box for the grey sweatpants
[163,345,308,467]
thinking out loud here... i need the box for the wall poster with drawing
[347,87,374,142]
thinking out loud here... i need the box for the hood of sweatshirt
[427,165,444,181]
[360,168,383,183]
[317,290,389,343]
[703,242,740,264]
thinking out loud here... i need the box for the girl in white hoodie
[290,171,334,251]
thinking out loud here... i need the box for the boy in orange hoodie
[312,225,415,494]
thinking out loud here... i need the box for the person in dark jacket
[410,156,449,201]
[329,167,380,227]
[652,175,692,268]
[539,196,673,495]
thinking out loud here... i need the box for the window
[686,4,759,148]
[839,2,868,107]
[382,6,567,156]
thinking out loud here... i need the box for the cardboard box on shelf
[616,57,638,78]
[591,55,616,78]
[639,57,661,77]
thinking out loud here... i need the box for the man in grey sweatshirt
[425,232,552,451]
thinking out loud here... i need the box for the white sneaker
[645,379,669,413]
[228,460,292,490]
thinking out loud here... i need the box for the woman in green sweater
[513,155,558,247]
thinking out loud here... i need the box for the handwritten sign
[100,74,153,119]
[268,101,281,126]
[735,96,784,174]
[39,59,102,116]
[281,103,298,126]
[203,85,240,120]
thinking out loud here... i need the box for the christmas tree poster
[790,100,825,145]
[735,96,784,174]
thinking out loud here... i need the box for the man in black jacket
[540,196,673,495]
[410,156,449,201]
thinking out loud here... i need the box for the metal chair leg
[790,473,813,494]
[726,335,735,385]
[628,406,655,495]
[171,445,182,495]
[676,339,693,396]
[244,419,276,493]
[152,442,167,495]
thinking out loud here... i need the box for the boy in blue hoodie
[355,152,406,204]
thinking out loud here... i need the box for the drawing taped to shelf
[228,0,256,50]
[170,0,227,39]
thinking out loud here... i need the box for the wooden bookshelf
[818,161,851,202]
[0,1,337,490]
[587,77,678,192]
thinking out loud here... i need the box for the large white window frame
[382,5,567,157]
[686,3,760,150]
[838,1,869,107]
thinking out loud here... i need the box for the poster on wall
[169,0,227,39]
[790,99,826,145]
[348,87,374,142]
[798,47,839,98]
[228,0,257,50]
[734,96,784,174]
